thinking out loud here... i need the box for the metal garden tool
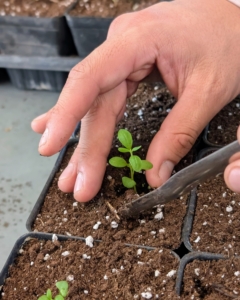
[119,140,240,217]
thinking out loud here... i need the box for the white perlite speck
[52,234,58,242]
[138,109,143,116]
[222,192,227,198]
[167,270,176,277]
[64,210,67,215]
[82,254,91,260]
[203,221,207,226]
[93,221,101,230]
[137,249,142,256]
[159,228,165,234]
[104,275,108,280]
[155,270,160,277]
[85,236,94,247]
[67,275,74,281]
[63,218,68,222]
[150,231,156,235]
[44,254,50,261]
[154,212,164,220]
[105,215,110,220]
[30,261,34,266]
[141,292,152,299]
[217,125,222,130]
[73,202,78,207]
[62,251,70,256]
[194,268,200,276]
[111,221,118,228]
[226,205,233,212]
[194,236,201,243]
[152,97,157,102]
[84,290,88,294]
[234,271,240,276]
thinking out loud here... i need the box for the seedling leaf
[129,155,142,172]
[54,296,64,300]
[38,296,49,300]
[56,281,68,297]
[141,160,153,170]
[122,176,136,188]
[109,157,127,168]
[118,129,132,149]
[118,147,130,153]
[46,289,52,299]
[132,146,141,152]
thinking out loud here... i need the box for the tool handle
[119,140,240,217]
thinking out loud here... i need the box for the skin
[31,0,240,202]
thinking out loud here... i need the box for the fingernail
[59,163,75,181]
[159,160,174,183]
[74,172,84,192]
[39,128,49,147]
[229,168,240,192]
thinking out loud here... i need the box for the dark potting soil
[189,174,240,256]
[182,257,240,299]
[207,97,240,146]
[70,0,160,18]
[0,0,75,17]
[0,237,180,300]
[32,84,193,249]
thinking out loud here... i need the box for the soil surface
[189,174,240,255]
[70,0,160,18]
[0,0,75,17]
[32,84,194,249]
[0,236,180,299]
[206,97,240,146]
[183,257,240,299]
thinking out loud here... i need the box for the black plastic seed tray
[203,124,223,148]
[26,138,78,231]
[0,55,81,91]
[175,251,226,295]
[182,147,222,253]
[66,0,113,57]
[0,15,76,56]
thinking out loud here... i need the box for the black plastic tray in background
[0,15,76,56]
[7,69,68,92]
[66,0,113,57]
[0,56,82,91]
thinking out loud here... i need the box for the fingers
[224,126,240,193]
[34,22,157,157]
[146,85,226,188]
[58,82,127,202]
[31,112,48,134]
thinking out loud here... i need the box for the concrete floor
[0,80,59,270]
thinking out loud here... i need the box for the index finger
[36,25,157,156]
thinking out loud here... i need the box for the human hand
[31,0,240,202]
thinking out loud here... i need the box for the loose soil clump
[190,174,240,255]
[0,237,180,299]
[182,257,240,299]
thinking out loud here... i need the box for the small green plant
[109,129,153,193]
[38,281,68,300]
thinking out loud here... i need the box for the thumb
[224,126,240,193]
[146,87,226,187]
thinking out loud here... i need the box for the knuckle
[171,131,196,158]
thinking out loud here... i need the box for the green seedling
[109,129,153,193]
[38,281,68,300]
